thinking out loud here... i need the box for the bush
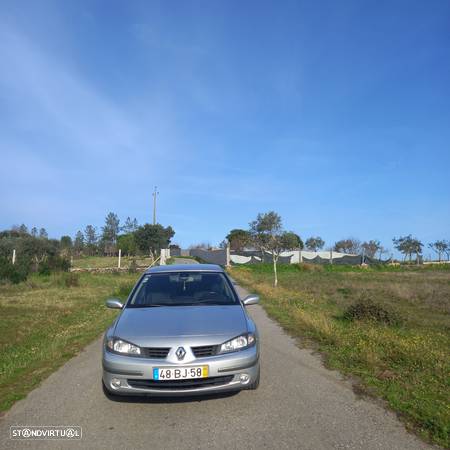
[64,272,80,287]
[343,297,401,325]
[38,256,71,276]
[128,258,137,273]
[297,263,324,272]
[38,261,51,276]
[0,257,30,284]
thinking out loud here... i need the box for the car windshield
[127,272,238,307]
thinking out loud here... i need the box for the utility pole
[152,186,159,225]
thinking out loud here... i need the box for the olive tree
[305,236,325,252]
[361,240,382,258]
[392,235,423,263]
[428,240,448,262]
[134,224,175,260]
[226,229,252,252]
[334,238,361,254]
[249,211,300,287]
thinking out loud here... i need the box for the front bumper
[102,345,259,396]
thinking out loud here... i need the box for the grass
[230,264,450,448]
[72,255,154,269]
[0,271,138,412]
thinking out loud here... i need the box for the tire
[246,368,260,390]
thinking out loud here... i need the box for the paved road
[0,284,432,450]
[171,257,199,265]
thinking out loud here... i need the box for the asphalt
[0,282,433,449]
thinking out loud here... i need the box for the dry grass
[230,265,450,448]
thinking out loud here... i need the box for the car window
[127,272,238,307]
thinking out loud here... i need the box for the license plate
[153,366,208,380]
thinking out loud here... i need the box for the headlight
[219,333,255,354]
[106,338,141,356]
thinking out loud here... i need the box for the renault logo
[176,347,186,360]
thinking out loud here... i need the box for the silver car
[102,264,260,396]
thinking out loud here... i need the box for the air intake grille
[192,345,219,358]
[127,376,233,390]
[142,347,170,358]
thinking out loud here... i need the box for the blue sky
[1,0,449,255]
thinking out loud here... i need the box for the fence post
[299,249,303,263]
[118,249,121,269]
[226,244,231,267]
[160,249,166,265]
[330,250,333,265]
[12,249,16,265]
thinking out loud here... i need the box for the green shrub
[64,272,80,287]
[128,258,137,273]
[0,257,30,284]
[38,261,51,276]
[343,297,401,325]
[38,256,71,276]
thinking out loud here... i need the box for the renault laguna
[102,264,260,396]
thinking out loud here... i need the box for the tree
[249,211,300,287]
[377,245,389,260]
[134,224,175,259]
[60,236,72,257]
[39,228,48,239]
[361,240,381,258]
[218,240,228,249]
[334,238,361,254]
[428,240,448,262]
[189,242,212,250]
[84,225,98,256]
[305,236,325,252]
[117,233,137,256]
[73,231,85,255]
[226,229,252,251]
[30,227,38,237]
[12,224,28,235]
[122,217,139,234]
[101,212,120,255]
[392,235,423,263]
[249,212,278,262]
[444,240,450,261]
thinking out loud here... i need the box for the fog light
[111,378,122,389]
[239,374,250,384]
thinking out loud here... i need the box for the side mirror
[106,298,124,309]
[242,294,259,306]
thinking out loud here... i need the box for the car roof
[145,264,224,274]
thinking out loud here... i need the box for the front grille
[142,347,170,358]
[192,345,219,358]
[127,376,234,390]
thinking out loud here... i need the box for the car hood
[114,305,248,346]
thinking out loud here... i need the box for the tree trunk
[273,254,278,287]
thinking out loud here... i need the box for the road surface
[0,283,432,449]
